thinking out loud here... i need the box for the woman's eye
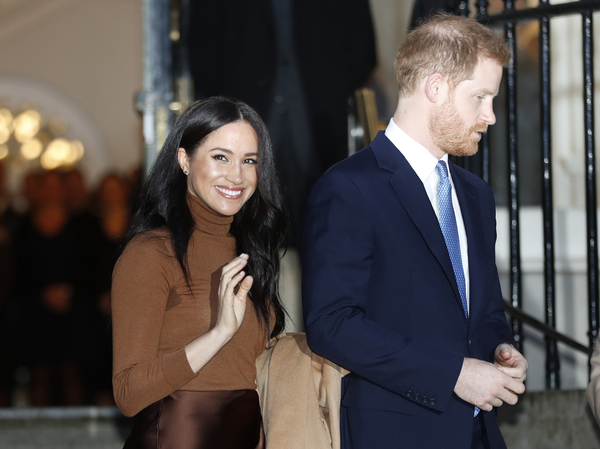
[244,158,258,165]
[213,154,228,162]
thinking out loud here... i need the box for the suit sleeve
[111,236,196,417]
[302,170,464,413]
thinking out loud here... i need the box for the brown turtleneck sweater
[112,194,267,417]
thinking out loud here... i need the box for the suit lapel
[370,133,464,312]
[450,163,486,325]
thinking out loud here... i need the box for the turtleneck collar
[187,193,233,237]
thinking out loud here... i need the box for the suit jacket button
[406,390,412,398]
[421,396,428,404]
[430,398,436,406]
[414,394,420,401]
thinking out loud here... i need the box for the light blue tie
[435,160,480,417]
[436,161,468,317]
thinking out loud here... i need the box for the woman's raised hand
[184,253,253,373]
[215,253,253,340]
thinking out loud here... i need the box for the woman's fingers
[218,254,249,297]
[222,271,253,304]
[236,275,254,299]
[215,257,252,338]
[224,253,249,270]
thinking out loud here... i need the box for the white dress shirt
[385,119,470,312]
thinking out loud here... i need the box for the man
[302,15,528,449]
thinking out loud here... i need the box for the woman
[112,97,287,448]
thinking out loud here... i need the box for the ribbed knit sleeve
[111,232,196,417]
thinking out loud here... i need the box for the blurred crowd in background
[0,163,140,408]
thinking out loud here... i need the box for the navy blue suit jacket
[302,132,513,449]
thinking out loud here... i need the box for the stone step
[498,389,600,449]
[0,407,131,449]
[0,390,598,448]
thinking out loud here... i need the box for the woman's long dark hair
[125,96,287,337]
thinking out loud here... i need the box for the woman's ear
[177,148,189,175]
[425,73,447,103]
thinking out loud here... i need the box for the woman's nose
[225,163,243,184]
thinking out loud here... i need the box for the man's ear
[425,73,447,103]
[177,147,189,174]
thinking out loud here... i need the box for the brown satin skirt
[123,389,265,449]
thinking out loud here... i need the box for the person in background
[0,162,18,406]
[63,169,92,218]
[13,170,91,406]
[87,173,131,406]
[189,0,376,249]
[302,15,528,449]
[4,170,42,406]
[112,96,287,448]
[62,168,108,405]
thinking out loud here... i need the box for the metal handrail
[503,301,592,356]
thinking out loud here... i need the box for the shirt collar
[384,118,448,182]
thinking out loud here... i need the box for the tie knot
[436,160,449,180]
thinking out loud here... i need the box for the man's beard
[429,100,487,157]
